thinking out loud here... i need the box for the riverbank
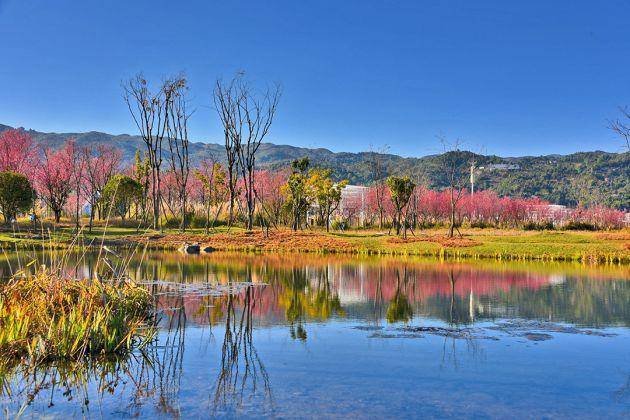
[2,225,627,264]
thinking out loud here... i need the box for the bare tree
[214,73,281,230]
[236,79,281,230]
[214,77,242,227]
[608,106,630,152]
[439,137,469,238]
[67,140,85,231]
[123,74,172,230]
[194,157,227,234]
[165,76,192,233]
[366,145,389,229]
[82,145,121,232]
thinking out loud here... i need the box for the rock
[523,333,553,341]
[353,325,384,331]
[179,243,200,254]
[202,246,216,253]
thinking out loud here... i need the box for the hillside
[1,123,628,209]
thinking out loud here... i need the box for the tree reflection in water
[1,251,628,417]
[387,267,413,324]
[0,282,273,417]
[281,266,345,341]
[439,268,483,370]
[211,286,273,415]
[0,356,134,417]
[150,295,187,417]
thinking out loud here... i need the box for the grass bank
[1,224,628,264]
[123,228,630,264]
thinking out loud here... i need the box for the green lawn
[1,222,627,264]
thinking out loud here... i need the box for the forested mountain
[1,123,628,209]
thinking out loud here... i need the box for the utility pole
[470,162,476,197]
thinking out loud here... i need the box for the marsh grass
[0,270,153,363]
[0,222,155,367]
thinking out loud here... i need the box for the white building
[339,185,370,226]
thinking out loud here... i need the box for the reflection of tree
[447,268,466,326]
[386,268,413,323]
[371,266,385,323]
[279,267,345,341]
[284,268,308,341]
[0,356,131,416]
[496,279,630,327]
[438,268,484,370]
[150,295,186,417]
[212,286,272,414]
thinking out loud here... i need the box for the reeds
[0,263,153,365]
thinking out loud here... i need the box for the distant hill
[1,123,628,209]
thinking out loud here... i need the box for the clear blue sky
[1,0,628,157]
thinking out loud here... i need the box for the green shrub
[523,221,555,231]
[470,221,493,229]
[0,171,35,223]
[101,175,143,220]
[163,216,183,229]
[563,221,598,231]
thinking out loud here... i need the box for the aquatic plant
[0,267,153,365]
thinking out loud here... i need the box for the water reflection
[213,288,272,415]
[115,252,628,329]
[0,251,628,417]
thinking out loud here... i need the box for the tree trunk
[88,204,95,233]
[449,188,455,238]
[179,194,186,233]
[205,202,211,235]
[75,191,80,231]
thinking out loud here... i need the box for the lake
[0,251,628,418]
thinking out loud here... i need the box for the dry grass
[125,230,357,253]
[119,228,630,263]
[0,265,153,366]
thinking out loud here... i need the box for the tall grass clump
[0,265,153,365]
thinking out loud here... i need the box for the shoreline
[2,227,627,264]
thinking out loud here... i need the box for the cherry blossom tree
[255,168,290,228]
[193,158,227,233]
[34,141,75,223]
[82,144,121,231]
[66,140,85,230]
[0,129,38,179]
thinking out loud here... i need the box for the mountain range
[1,123,628,209]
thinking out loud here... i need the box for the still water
[1,252,629,418]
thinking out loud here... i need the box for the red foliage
[0,129,39,179]
[34,140,76,222]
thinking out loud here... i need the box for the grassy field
[2,222,627,264]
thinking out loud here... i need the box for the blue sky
[0,0,628,157]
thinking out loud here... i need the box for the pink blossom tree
[0,129,39,179]
[255,168,290,228]
[82,144,121,231]
[34,141,75,223]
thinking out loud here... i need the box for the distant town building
[339,185,369,226]
[478,163,520,171]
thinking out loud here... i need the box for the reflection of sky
[1,252,629,418]
[150,259,628,328]
[3,323,629,418]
